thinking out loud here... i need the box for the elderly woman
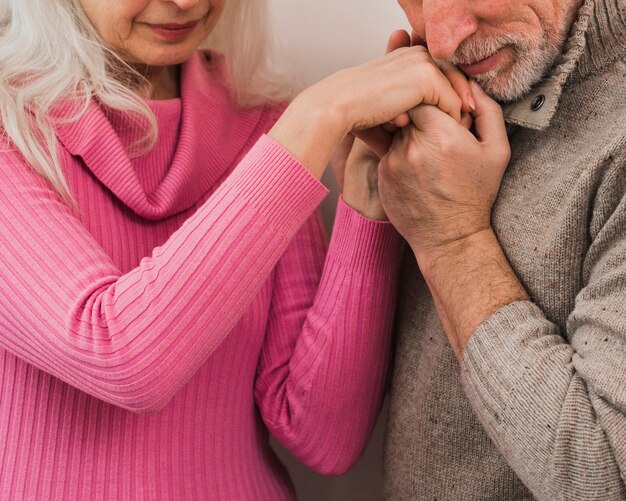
[0,0,465,499]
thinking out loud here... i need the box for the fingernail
[467,92,476,111]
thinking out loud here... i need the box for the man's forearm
[411,228,530,358]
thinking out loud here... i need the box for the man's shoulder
[511,59,626,167]
[546,59,626,173]
[503,60,625,224]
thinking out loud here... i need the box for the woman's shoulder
[0,138,61,205]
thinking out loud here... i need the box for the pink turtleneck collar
[54,51,281,220]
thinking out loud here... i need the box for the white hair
[0,0,292,203]
[205,0,294,106]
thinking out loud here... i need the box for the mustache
[450,33,530,65]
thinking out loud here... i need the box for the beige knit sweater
[384,0,626,499]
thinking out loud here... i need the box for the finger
[408,104,459,133]
[411,30,427,47]
[460,111,473,131]
[404,53,463,123]
[469,80,508,146]
[386,30,411,54]
[352,126,394,159]
[392,43,464,121]
[417,65,463,123]
[437,60,474,114]
[390,113,411,128]
[386,32,412,126]
[347,137,379,164]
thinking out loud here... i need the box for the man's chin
[469,46,560,103]
[476,80,531,103]
[471,68,540,104]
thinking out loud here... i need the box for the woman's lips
[146,21,199,42]
[457,47,506,76]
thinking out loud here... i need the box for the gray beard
[450,29,565,102]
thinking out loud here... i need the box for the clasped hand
[379,80,510,267]
[339,31,511,271]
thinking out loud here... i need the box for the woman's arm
[0,44,463,415]
[254,199,402,475]
[0,136,326,414]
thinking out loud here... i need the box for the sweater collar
[54,51,270,220]
[503,0,625,131]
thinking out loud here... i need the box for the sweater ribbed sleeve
[256,198,401,474]
[460,159,626,500]
[0,52,402,497]
[0,135,327,413]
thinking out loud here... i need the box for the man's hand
[379,82,529,357]
[331,30,475,220]
[379,81,509,261]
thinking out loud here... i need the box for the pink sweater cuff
[327,197,402,273]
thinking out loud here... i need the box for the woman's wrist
[341,168,387,221]
[268,91,349,180]
[342,194,388,221]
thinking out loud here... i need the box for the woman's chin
[124,45,199,68]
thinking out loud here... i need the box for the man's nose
[422,0,478,60]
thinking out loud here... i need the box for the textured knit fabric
[0,51,402,500]
[384,0,626,499]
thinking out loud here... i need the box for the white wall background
[270,0,409,88]
[267,1,409,500]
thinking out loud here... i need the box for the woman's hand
[386,30,475,129]
[328,30,411,221]
[269,38,466,179]
[307,44,462,130]
[331,135,387,220]
[329,29,475,221]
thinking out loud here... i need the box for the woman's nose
[167,0,201,10]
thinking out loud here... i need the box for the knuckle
[436,134,459,157]
[395,46,414,57]
[411,44,429,54]
[421,62,440,78]
[406,141,423,164]
[492,143,511,164]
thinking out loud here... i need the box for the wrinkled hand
[331,30,474,220]
[378,81,510,265]
[331,135,387,220]
[351,30,475,158]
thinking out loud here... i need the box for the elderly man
[377,0,626,499]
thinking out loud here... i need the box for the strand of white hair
[0,0,291,203]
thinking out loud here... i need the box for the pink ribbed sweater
[0,52,400,500]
